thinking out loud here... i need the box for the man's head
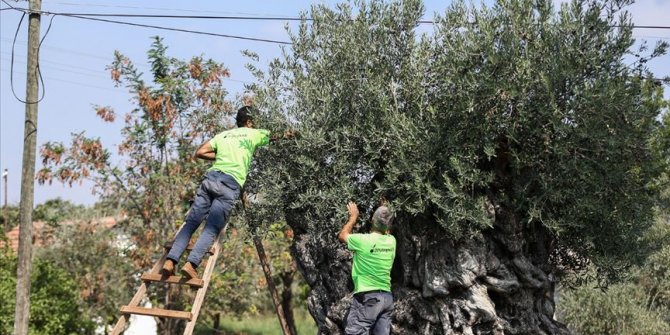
[236,106,255,128]
[242,91,255,106]
[371,206,393,233]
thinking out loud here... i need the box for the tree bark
[287,208,571,335]
[14,1,41,334]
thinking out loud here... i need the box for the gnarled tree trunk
[289,210,570,335]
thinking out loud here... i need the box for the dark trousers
[166,170,240,267]
[345,291,394,335]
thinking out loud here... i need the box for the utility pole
[14,1,41,334]
[3,169,7,231]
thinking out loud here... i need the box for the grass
[194,308,318,335]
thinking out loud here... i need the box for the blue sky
[1,0,668,206]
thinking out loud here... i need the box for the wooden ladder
[110,227,224,335]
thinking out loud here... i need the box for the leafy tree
[640,95,670,323]
[1,204,20,231]
[39,36,235,334]
[203,219,305,334]
[32,198,85,226]
[37,36,305,334]
[204,221,272,319]
[0,246,94,335]
[503,35,670,333]
[244,0,668,333]
[557,213,670,333]
[559,282,670,335]
[637,233,670,324]
[2,199,116,232]
[37,222,135,332]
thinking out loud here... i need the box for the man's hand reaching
[347,202,359,220]
[339,201,359,243]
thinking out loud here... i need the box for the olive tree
[246,0,667,334]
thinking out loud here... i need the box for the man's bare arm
[338,202,359,243]
[195,141,216,160]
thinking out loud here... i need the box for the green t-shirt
[347,232,396,293]
[208,127,270,187]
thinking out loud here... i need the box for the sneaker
[181,262,199,280]
[161,259,175,277]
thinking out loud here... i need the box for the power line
[1,41,252,85]
[634,35,670,40]
[1,3,292,45]
[1,36,126,61]
[0,1,666,88]
[1,51,106,74]
[6,8,56,104]
[29,12,312,21]
[61,14,292,45]
[4,4,670,29]
[1,56,108,78]
[1,67,123,92]
[44,1,292,17]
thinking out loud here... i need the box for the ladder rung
[141,273,204,288]
[120,306,192,320]
[164,242,215,254]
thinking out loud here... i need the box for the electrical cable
[1,67,125,92]
[45,1,289,17]
[4,4,670,29]
[33,12,312,21]
[8,12,55,104]
[4,3,669,32]
[0,2,292,45]
[1,36,121,61]
[1,1,667,91]
[60,14,292,45]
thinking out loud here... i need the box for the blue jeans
[345,291,394,335]
[167,170,240,267]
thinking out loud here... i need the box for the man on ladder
[162,105,270,279]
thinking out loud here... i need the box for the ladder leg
[111,224,186,335]
[112,224,224,335]
[110,251,168,335]
[183,231,223,335]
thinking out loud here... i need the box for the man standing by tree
[338,201,396,335]
[162,106,270,279]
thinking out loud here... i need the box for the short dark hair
[236,106,255,127]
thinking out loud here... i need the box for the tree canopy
[249,0,668,284]
[242,0,667,332]
[35,0,668,333]
[0,246,94,335]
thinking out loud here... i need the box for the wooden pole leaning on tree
[242,192,294,335]
[253,236,294,335]
[14,1,42,335]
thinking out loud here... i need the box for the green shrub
[0,246,94,335]
[559,283,670,335]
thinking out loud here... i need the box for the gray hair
[371,206,393,232]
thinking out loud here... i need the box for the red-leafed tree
[39,36,235,334]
